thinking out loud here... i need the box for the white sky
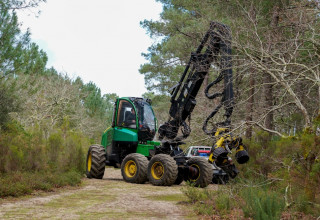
[17,0,162,97]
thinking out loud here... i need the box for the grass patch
[181,183,214,203]
[44,190,116,208]
[0,170,82,197]
[146,193,187,202]
[3,208,36,219]
[181,184,215,216]
[240,187,285,220]
[79,210,151,219]
[181,183,237,217]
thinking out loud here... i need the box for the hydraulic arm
[158,22,234,140]
[158,22,249,177]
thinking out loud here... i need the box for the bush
[180,128,320,218]
[181,183,235,216]
[244,129,320,204]
[181,182,212,203]
[240,187,285,220]
[215,191,233,213]
[0,121,89,197]
[0,171,82,197]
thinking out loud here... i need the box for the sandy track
[0,168,199,219]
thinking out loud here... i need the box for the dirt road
[0,168,199,219]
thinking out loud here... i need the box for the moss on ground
[145,193,187,202]
[43,190,116,208]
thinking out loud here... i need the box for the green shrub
[215,191,233,212]
[0,121,89,198]
[62,131,86,173]
[181,182,213,203]
[181,183,235,216]
[181,183,215,215]
[194,202,215,216]
[295,194,313,214]
[0,171,82,197]
[47,131,63,167]
[241,187,285,220]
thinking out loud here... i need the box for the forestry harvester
[86,22,249,188]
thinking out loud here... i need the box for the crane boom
[157,22,249,179]
[158,22,234,141]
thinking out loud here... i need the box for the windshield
[134,100,156,141]
[142,103,155,130]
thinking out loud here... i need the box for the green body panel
[100,97,160,158]
[113,127,138,142]
[136,144,152,156]
[147,140,161,146]
[101,127,114,149]
[136,141,161,157]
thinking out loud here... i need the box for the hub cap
[151,162,164,180]
[87,153,92,172]
[125,160,137,178]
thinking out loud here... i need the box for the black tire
[121,153,149,184]
[148,154,178,186]
[86,144,106,179]
[186,157,213,188]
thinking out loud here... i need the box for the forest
[1,0,320,219]
[0,0,117,196]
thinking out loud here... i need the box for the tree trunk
[264,74,273,130]
[246,76,255,139]
[264,6,279,132]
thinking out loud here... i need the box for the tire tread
[187,157,212,188]
[121,153,148,184]
[148,154,178,186]
[86,144,106,179]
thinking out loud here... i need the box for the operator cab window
[116,100,137,129]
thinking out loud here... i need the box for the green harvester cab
[101,97,160,166]
[86,97,161,179]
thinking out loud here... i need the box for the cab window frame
[116,100,137,129]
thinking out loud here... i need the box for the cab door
[113,99,138,142]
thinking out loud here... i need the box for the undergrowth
[181,127,320,218]
[0,170,82,197]
[0,120,89,198]
[240,186,284,220]
[181,182,236,217]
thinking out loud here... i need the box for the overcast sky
[17,0,162,97]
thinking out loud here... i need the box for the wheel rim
[125,160,137,178]
[189,164,200,181]
[151,162,164,180]
[87,153,92,172]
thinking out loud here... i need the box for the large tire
[86,144,106,179]
[148,154,178,186]
[121,153,148,184]
[186,157,213,188]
